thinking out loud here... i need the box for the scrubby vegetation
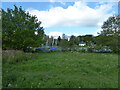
[2,50,39,64]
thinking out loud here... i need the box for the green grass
[3,51,118,88]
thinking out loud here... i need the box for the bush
[87,48,93,53]
[62,49,68,52]
[79,49,87,53]
[23,47,37,53]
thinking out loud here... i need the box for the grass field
[3,51,118,88]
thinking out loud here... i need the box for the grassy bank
[3,51,118,88]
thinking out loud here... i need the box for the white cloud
[47,32,63,39]
[47,30,103,38]
[93,28,102,36]
[49,0,66,5]
[46,32,81,39]
[73,33,79,36]
[50,0,55,2]
[66,34,71,36]
[26,1,114,28]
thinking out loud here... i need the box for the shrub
[79,49,86,53]
[87,48,93,53]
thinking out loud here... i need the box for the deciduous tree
[96,16,120,52]
[2,5,44,50]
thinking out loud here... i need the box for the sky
[2,1,118,38]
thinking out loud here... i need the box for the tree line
[2,5,120,53]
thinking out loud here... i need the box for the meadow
[2,50,118,88]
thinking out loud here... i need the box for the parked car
[50,47,62,52]
[36,47,51,52]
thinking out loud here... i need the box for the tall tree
[47,36,53,46]
[42,35,49,46]
[59,39,69,48]
[62,34,66,39]
[69,35,76,47]
[96,16,120,52]
[100,16,119,36]
[57,36,61,46]
[2,5,44,50]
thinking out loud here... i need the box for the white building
[79,42,86,46]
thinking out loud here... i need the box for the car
[36,46,62,52]
[36,47,51,52]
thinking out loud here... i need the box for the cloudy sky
[2,1,118,38]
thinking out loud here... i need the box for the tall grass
[2,50,39,64]
[2,50,40,88]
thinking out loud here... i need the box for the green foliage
[96,16,120,53]
[76,35,94,45]
[79,48,87,53]
[87,47,93,53]
[101,16,119,35]
[59,39,69,48]
[2,5,44,50]
[69,35,77,47]
[57,36,62,46]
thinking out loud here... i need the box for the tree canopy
[96,16,120,52]
[100,16,120,36]
[2,5,45,50]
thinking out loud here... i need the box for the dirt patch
[43,73,56,77]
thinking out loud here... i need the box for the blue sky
[2,2,118,38]
[2,2,74,11]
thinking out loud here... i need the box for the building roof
[79,42,86,44]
